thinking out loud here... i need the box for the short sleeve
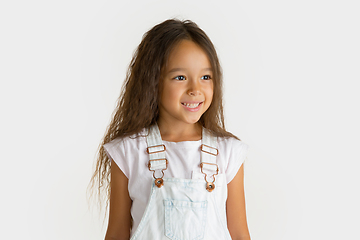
[225,139,249,184]
[103,138,129,179]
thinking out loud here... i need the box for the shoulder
[103,129,148,162]
[217,136,249,183]
[103,129,148,178]
[104,128,148,150]
[217,135,249,155]
[217,136,249,168]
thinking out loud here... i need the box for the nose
[187,79,201,96]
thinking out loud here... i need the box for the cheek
[161,83,179,104]
[206,83,214,103]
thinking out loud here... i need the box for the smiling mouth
[181,102,202,108]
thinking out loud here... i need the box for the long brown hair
[89,18,239,208]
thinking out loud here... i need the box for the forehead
[164,40,212,72]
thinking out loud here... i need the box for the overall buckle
[200,162,219,192]
[147,144,167,188]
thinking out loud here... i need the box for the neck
[157,120,202,142]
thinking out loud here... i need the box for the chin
[185,117,202,124]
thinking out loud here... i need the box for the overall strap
[146,124,219,191]
[201,128,219,192]
[146,124,167,188]
[201,128,218,171]
[146,124,167,171]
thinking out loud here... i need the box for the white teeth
[182,103,200,108]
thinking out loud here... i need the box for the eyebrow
[167,67,213,73]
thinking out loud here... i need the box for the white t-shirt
[103,129,249,233]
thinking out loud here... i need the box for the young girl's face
[159,40,214,127]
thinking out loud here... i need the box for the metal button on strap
[206,182,215,192]
[200,162,219,192]
[155,178,164,188]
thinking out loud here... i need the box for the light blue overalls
[130,124,232,240]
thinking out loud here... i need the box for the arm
[226,164,251,240]
[104,159,132,240]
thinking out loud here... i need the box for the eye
[174,75,186,80]
[201,75,212,80]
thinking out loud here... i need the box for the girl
[91,19,251,240]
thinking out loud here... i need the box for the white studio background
[0,0,359,239]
